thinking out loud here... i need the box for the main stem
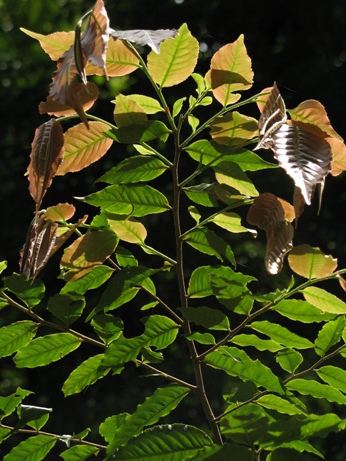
[171,127,223,445]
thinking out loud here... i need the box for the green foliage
[1,1,345,459]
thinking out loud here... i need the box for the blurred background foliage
[0,0,346,459]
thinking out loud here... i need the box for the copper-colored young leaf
[338,276,346,293]
[39,80,99,120]
[293,187,305,223]
[147,23,199,87]
[60,230,117,280]
[328,136,346,176]
[20,28,74,60]
[209,34,254,106]
[57,121,113,175]
[256,86,275,113]
[113,94,148,127]
[265,221,294,275]
[210,111,258,147]
[288,244,338,279]
[20,213,59,280]
[110,28,177,53]
[27,119,64,210]
[43,203,76,222]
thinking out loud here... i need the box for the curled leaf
[43,203,76,222]
[27,119,64,211]
[110,28,177,53]
[288,244,338,279]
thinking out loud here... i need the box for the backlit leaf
[315,365,346,391]
[314,317,345,356]
[62,354,110,396]
[0,321,38,358]
[209,34,253,105]
[43,203,75,222]
[91,314,123,344]
[275,348,303,373]
[60,445,99,461]
[0,387,32,420]
[108,120,171,144]
[124,94,164,114]
[27,119,64,210]
[4,273,45,306]
[188,266,213,298]
[47,293,85,325]
[302,286,346,314]
[328,136,346,176]
[57,122,113,175]
[61,265,114,295]
[256,394,304,416]
[183,306,230,331]
[20,28,74,60]
[114,94,148,127]
[100,414,129,443]
[141,315,179,350]
[183,183,219,207]
[231,334,283,352]
[60,230,118,280]
[147,23,199,87]
[210,112,258,147]
[214,162,259,197]
[210,211,254,234]
[183,227,235,264]
[286,378,346,404]
[205,346,283,393]
[3,435,56,461]
[288,244,337,279]
[250,320,313,349]
[274,299,335,323]
[14,333,81,368]
[98,156,167,184]
[108,217,147,244]
[187,332,215,345]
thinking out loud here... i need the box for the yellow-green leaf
[57,122,113,175]
[147,23,199,87]
[20,28,74,60]
[209,34,254,105]
[214,162,259,197]
[303,286,346,314]
[108,217,147,244]
[288,244,338,279]
[114,94,147,127]
[126,94,164,114]
[210,212,255,234]
[210,111,258,147]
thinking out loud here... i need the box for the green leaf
[302,286,346,314]
[188,266,213,298]
[256,394,304,416]
[250,321,314,349]
[91,314,123,344]
[0,260,7,274]
[196,443,253,461]
[286,378,346,404]
[214,162,259,197]
[3,435,56,461]
[172,97,186,118]
[210,211,255,234]
[275,349,303,373]
[17,405,51,431]
[127,94,164,114]
[0,426,11,442]
[191,73,206,96]
[210,266,255,309]
[141,315,180,350]
[183,227,235,265]
[274,299,335,323]
[108,385,190,451]
[183,306,230,331]
[231,334,283,352]
[108,216,147,244]
[47,294,85,326]
[116,246,138,267]
[83,184,170,217]
[300,413,343,438]
[268,448,322,461]
[98,156,167,184]
[188,206,201,224]
[183,184,219,207]
[109,423,213,459]
[14,333,81,368]
[60,445,99,461]
[314,317,345,356]
[100,413,129,443]
[61,265,113,296]
[315,365,346,391]
[205,346,283,393]
[62,354,110,397]
[107,120,171,144]
[102,334,145,368]
[188,114,200,132]
[0,321,38,358]
[4,274,45,307]
[0,387,32,420]
[186,332,216,345]
[147,23,199,87]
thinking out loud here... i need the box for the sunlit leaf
[20,28,74,60]
[114,94,148,127]
[107,120,171,144]
[302,286,346,314]
[209,34,253,105]
[328,136,346,176]
[210,211,255,234]
[314,317,345,356]
[147,23,199,87]
[110,28,177,53]
[91,314,123,344]
[315,365,346,391]
[210,112,258,147]
[27,119,64,210]
[187,332,216,345]
[256,394,304,416]
[100,414,129,444]
[3,435,56,461]
[0,387,32,420]
[57,122,113,175]
[288,244,338,279]
[60,445,99,461]
[108,217,147,244]
[250,320,313,349]
[47,293,85,325]
[286,378,346,404]
[274,299,335,323]
[4,273,45,306]
[14,333,81,368]
[61,265,114,295]
[231,334,283,352]
[0,321,38,358]
[43,203,76,222]
[60,230,117,280]
[183,227,235,264]
[188,266,213,298]
[183,183,219,207]
[275,348,303,373]
[121,94,164,114]
[214,162,259,197]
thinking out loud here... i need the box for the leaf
[231,334,283,352]
[20,28,74,60]
[110,28,177,53]
[205,346,283,394]
[100,414,129,443]
[91,314,123,344]
[98,156,167,184]
[188,206,201,224]
[57,122,113,175]
[147,23,199,87]
[210,212,254,234]
[3,435,56,461]
[61,265,114,295]
[43,203,76,222]
[107,386,190,451]
[108,120,171,144]
[315,365,346,391]
[109,424,213,459]
[0,321,38,358]
[188,266,213,298]
[17,405,52,431]
[288,244,338,279]
[62,354,110,397]
[60,445,99,461]
[314,317,345,356]
[60,230,118,280]
[14,333,81,368]
[183,306,230,331]
[209,34,253,105]
[286,378,346,404]
[214,162,259,197]
[47,293,85,326]
[302,286,346,314]
[114,94,148,127]
[183,184,219,208]
[85,184,170,217]
[0,387,32,419]
[141,315,180,350]
[4,273,45,306]
[186,332,216,345]
[122,94,164,114]
[0,260,7,274]
[250,320,314,349]
[183,227,235,265]
[172,97,186,117]
[108,217,147,244]
[329,136,346,176]
[275,349,303,373]
[210,112,258,148]
[256,394,304,416]
[274,299,335,323]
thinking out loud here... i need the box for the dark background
[0,0,346,459]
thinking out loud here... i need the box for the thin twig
[138,361,197,390]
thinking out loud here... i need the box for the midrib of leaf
[159,31,184,87]
[64,135,107,160]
